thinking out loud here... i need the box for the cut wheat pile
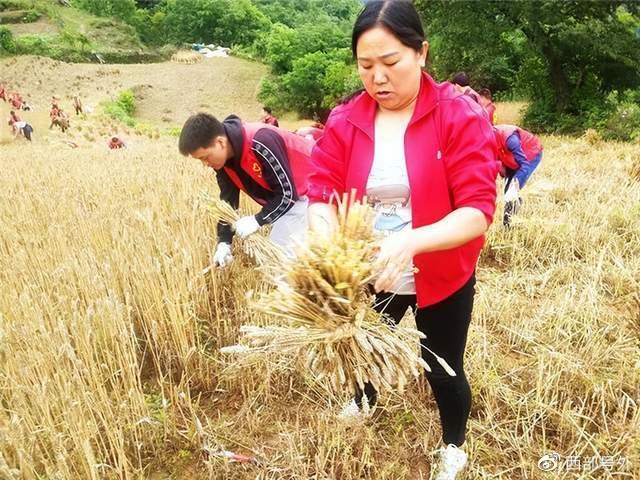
[171,50,203,64]
[221,196,454,394]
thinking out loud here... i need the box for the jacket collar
[223,114,244,168]
[347,71,440,139]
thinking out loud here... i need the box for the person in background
[307,2,497,479]
[9,92,23,110]
[0,83,6,102]
[261,106,279,127]
[477,88,496,125]
[8,110,22,135]
[13,120,34,141]
[50,105,70,132]
[178,112,314,265]
[494,124,543,226]
[49,103,60,127]
[73,94,83,115]
[451,71,480,103]
[108,136,126,149]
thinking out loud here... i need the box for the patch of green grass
[103,89,137,127]
[144,393,167,424]
[165,126,182,137]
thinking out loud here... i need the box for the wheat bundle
[171,50,203,64]
[204,195,286,267]
[221,195,453,394]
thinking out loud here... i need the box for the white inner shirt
[366,112,415,295]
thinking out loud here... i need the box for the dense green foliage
[416,0,640,135]
[72,0,137,19]
[0,27,16,54]
[159,0,269,46]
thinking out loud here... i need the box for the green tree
[72,0,137,22]
[134,0,161,8]
[416,0,640,131]
[264,21,350,74]
[133,8,166,46]
[162,0,269,46]
[253,0,360,28]
[270,47,356,118]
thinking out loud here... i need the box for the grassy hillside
[0,0,164,62]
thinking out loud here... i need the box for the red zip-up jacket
[308,72,498,307]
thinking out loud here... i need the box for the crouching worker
[494,124,543,226]
[179,112,313,267]
[14,121,34,141]
[108,136,126,149]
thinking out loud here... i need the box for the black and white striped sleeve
[251,129,299,226]
[215,168,240,244]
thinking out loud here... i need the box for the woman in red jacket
[308,2,497,478]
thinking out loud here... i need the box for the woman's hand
[373,229,416,292]
[372,207,489,292]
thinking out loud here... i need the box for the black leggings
[356,275,475,447]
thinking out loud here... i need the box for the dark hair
[351,0,425,58]
[263,106,272,114]
[452,72,470,87]
[478,87,492,100]
[178,113,225,155]
[341,1,426,105]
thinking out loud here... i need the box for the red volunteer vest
[495,125,542,170]
[223,123,313,201]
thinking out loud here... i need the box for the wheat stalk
[203,193,287,268]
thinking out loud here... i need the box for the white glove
[212,242,233,268]
[504,178,520,202]
[234,215,260,239]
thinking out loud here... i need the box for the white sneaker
[337,396,371,422]
[434,444,468,480]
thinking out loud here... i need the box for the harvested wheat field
[0,55,268,129]
[1,117,638,479]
